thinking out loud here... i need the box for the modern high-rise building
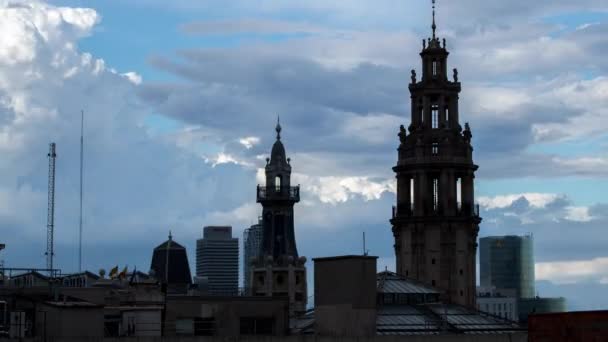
[196,226,239,296]
[480,235,535,298]
[479,234,566,322]
[243,219,263,290]
[390,6,481,307]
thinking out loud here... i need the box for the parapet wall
[20,334,528,342]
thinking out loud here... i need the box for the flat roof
[313,255,378,262]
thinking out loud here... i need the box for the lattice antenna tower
[46,143,57,275]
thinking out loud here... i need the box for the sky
[0,0,607,311]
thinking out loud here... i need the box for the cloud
[536,257,608,284]
[238,136,260,149]
[180,19,324,36]
[478,193,564,209]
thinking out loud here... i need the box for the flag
[118,266,128,279]
[109,265,119,279]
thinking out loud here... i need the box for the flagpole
[79,110,84,272]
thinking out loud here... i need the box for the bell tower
[391,0,481,307]
[251,119,307,314]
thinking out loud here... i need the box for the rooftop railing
[257,185,300,202]
[392,203,480,218]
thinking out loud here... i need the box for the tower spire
[432,0,437,39]
[275,115,282,140]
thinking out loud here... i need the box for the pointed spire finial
[432,0,437,40]
[168,230,172,241]
[275,115,282,140]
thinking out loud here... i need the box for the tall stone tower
[250,120,307,314]
[391,2,481,307]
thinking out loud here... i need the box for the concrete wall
[314,256,377,309]
[35,304,104,338]
[313,255,378,337]
[18,333,528,342]
[164,296,289,337]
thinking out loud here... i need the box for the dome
[270,140,286,164]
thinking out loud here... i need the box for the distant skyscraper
[479,235,566,322]
[480,235,535,298]
[196,226,239,296]
[243,219,263,290]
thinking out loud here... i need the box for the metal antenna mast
[79,110,84,272]
[46,143,57,276]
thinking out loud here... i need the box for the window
[459,269,463,276]
[194,318,215,336]
[431,104,439,128]
[410,178,415,208]
[460,290,464,296]
[432,143,439,155]
[456,177,462,209]
[275,176,281,192]
[405,270,409,276]
[431,280,436,286]
[240,317,274,335]
[432,60,438,76]
[420,107,424,124]
[433,178,439,211]
[431,258,436,265]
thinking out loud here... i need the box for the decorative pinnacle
[432,0,437,39]
[168,230,172,241]
[275,115,282,140]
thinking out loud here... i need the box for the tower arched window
[432,104,439,129]
[432,60,438,76]
[456,177,462,211]
[275,175,282,192]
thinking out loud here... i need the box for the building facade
[518,297,567,323]
[390,6,481,307]
[243,219,263,290]
[251,121,307,314]
[477,287,519,321]
[196,226,239,296]
[480,235,535,298]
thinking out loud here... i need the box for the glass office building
[480,235,535,298]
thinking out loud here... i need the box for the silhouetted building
[243,219,263,290]
[295,255,525,337]
[164,296,289,337]
[480,235,535,298]
[528,310,608,341]
[390,2,481,307]
[150,233,192,293]
[196,226,238,296]
[251,121,307,314]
